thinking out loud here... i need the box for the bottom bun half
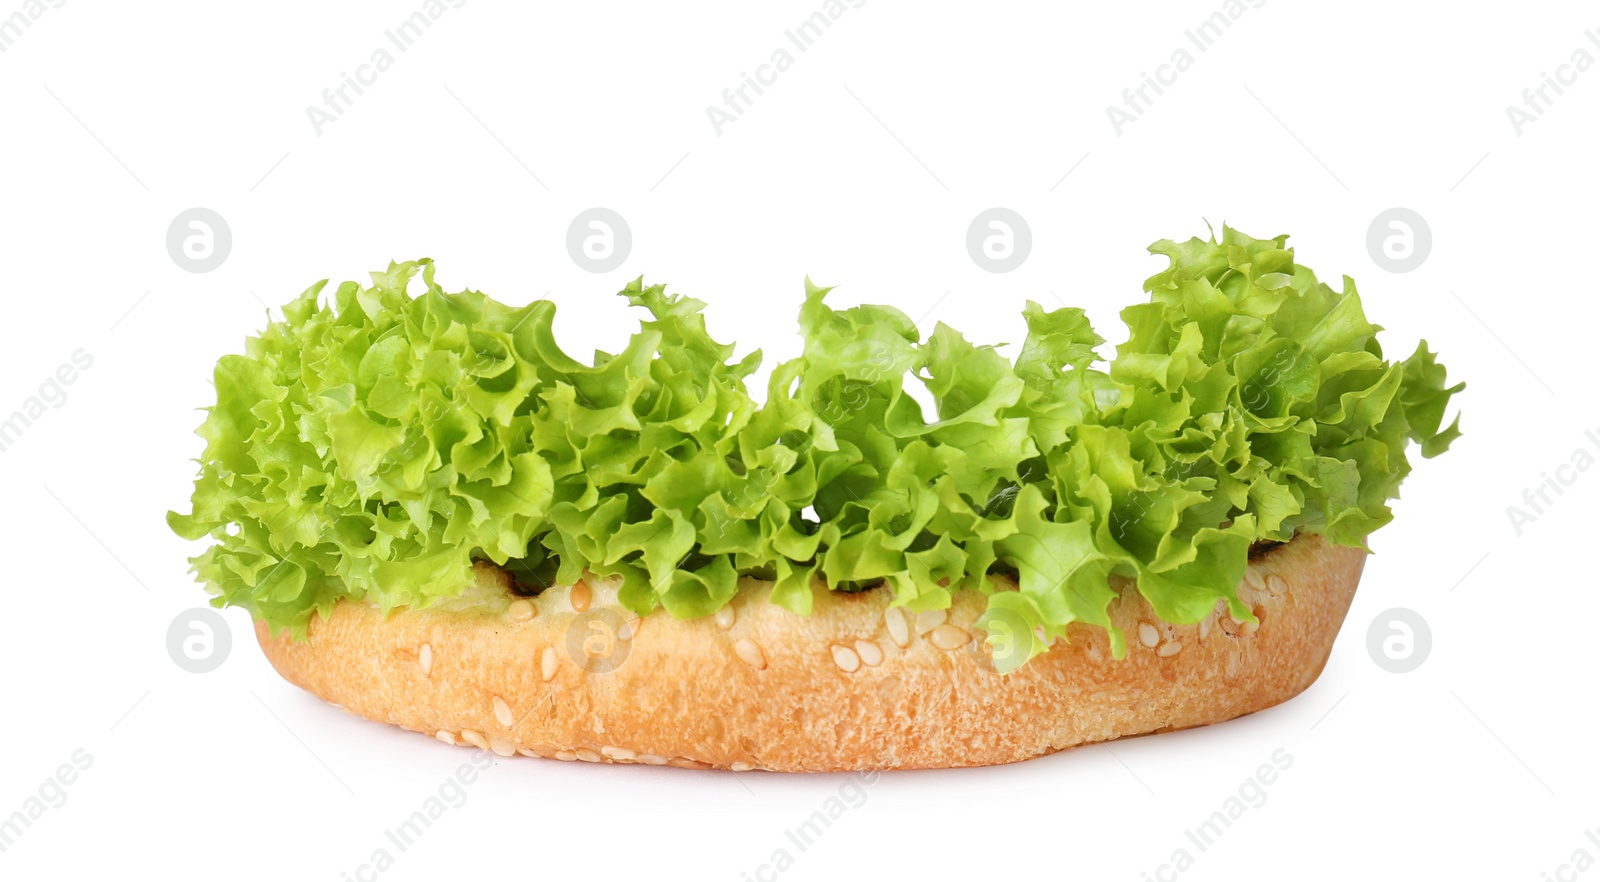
[256,533,1365,771]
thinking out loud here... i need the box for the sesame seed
[507,599,536,622]
[1158,641,1183,658]
[915,609,947,636]
[617,618,640,642]
[731,761,756,772]
[435,730,458,745]
[1198,614,1213,642]
[554,750,578,762]
[601,746,636,761]
[884,607,911,648]
[734,638,766,670]
[1265,574,1286,597]
[493,696,513,727]
[668,757,711,770]
[461,730,489,751]
[541,646,559,682]
[855,640,883,667]
[929,623,968,650]
[637,754,668,766]
[516,748,540,758]
[1220,615,1244,637]
[1244,569,1266,592]
[831,645,861,673]
[488,738,517,757]
[576,748,601,763]
[570,581,592,612]
[1138,622,1160,648]
[1226,652,1240,677]
[418,643,433,676]
[714,605,736,630]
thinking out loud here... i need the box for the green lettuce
[170,227,1461,671]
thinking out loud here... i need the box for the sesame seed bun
[254,532,1365,771]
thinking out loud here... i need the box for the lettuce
[171,228,1461,671]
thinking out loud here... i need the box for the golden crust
[255,533,1365,771]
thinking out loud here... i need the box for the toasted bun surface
[256,533,1364,771]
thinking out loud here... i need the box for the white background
[1,2,1595,880]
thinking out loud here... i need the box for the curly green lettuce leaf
[171,227,1462,673]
